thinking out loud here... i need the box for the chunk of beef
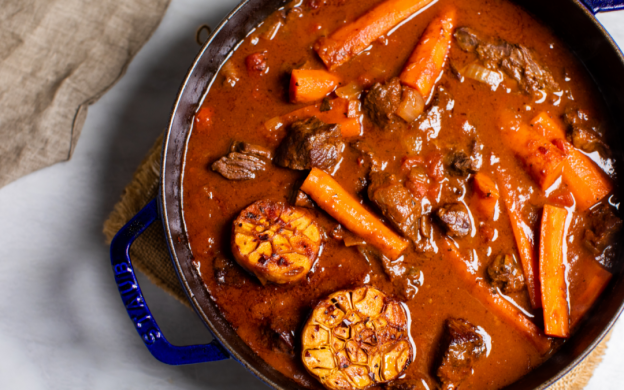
[275,117,344,171]
[568,127,606,154]
[364,77,403,130]
[502,45,558,94]
[260,325,296,356]
[368,172,421,242]
[584,204,622,255]
[454,27,481,53]
[487,253,525,294]
[447,151,479,177]
[212,140,272,180]
[437,318,486,390]
[213,256,247,287]
[212,152,267,180]
[291,190,315,209]
[454,27,558,96]
[564,108,608,154]
[435,203,471,238]
[231,140,273,159]
[351,140,382,172]
[272,330,295,355]
[455,28,512,67]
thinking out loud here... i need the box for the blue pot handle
[582,0,624,13]
[110,198,229,365]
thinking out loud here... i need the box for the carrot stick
[440,240,552,354]
[290,69,341,104]
[399,7,456,99]
[497,170,542,309]
[301,168,409,259]
[472,173,499,220]
[539,205,570,338]
[499,110,566,190]
[530,112,612,211]
[314,0,435,70]
[569,258,612,329]
[264,98,362,137]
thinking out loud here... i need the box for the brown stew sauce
[182,0,618,388]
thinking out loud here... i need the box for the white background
[0,0,623,389]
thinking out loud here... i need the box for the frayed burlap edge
[103,134,612,388]
[103,132,190,308]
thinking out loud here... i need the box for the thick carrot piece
[499,110,566,190]
[399,7,456,99]
[314,0,435,70]
[301,168,409,260]
[472,173,499,219]
[264,98,362,137]
[569,258,612,329]
[530,112,612,211]
[290,69,341,104]
[539,205,570,338]
[440,240,552,354]
[497,170,542,309]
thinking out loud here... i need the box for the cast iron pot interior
[159,0,624,389]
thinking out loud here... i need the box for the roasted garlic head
[231,200,322,284]
[302,287,413,390]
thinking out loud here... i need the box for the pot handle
[582,0,624,13]
[110,198,229,365]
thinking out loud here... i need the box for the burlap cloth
[0,0,170,189]
[103,134,612,389]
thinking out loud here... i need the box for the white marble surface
[0,1,623,389]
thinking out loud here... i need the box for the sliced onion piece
[264,116,284,132]
[396,86,425,123]
[462,63,502,90]
[222,60,240,87]
[343,230,367,247]
[335,82,363,100]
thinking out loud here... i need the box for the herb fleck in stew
[183,0,620,389]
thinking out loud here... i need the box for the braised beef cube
[479,43,513,68]
[455,27,511,67]
[364,77,403,130]
[447,151,479,177]
[231,140,273,159]
[584,204,622,255]
[435,203,471,238]
[212,152,266,180]
[454,27,558,95]
[275,117,344,171]
[213,256,246,287]
[272,330,296,355]
[351,140,381,171]
[355,176,369,194]
[563,107,589,128]
[487,253,525,294]
[454,27,481,53]
[291,190,315,209]
[501,45,558,95]
[437,318,486,390]
[260,325,295,356]
[563,108,607,154]
[368,172,421,242]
